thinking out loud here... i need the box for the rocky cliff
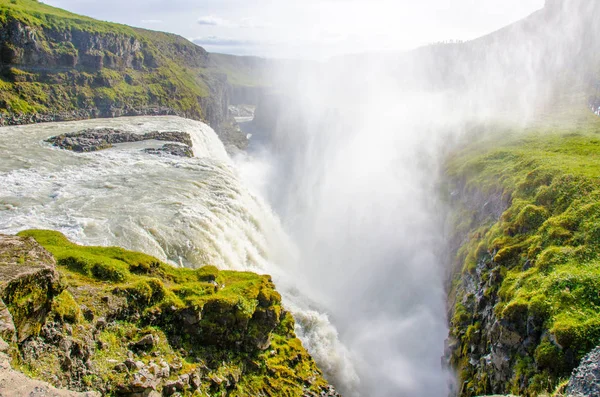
[443,108,600,397]
[0,230,339,396]
[0,0,271,148]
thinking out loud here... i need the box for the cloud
[197,15,235,27]
[192,36,261,47]
[197,15,266,29]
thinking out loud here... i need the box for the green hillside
[445,105,600,396]
[0,0,264,127]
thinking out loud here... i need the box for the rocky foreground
[0,231,339,396]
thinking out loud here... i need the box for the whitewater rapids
[0,116,359,393]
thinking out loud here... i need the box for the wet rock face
[567,347,600,397]
[143,144,193,158]
[46,128,194,157]
[0,235,63,342]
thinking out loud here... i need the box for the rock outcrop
[46,128,194,157]
[567,346,600,397]
[0,349,98,397]
[0,230,339,396]
[0,234,63,343]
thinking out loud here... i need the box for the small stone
[124,358,138,370]
[130,334,156,351]
[209,375,223,386]
[148,363,160,376]
[162,379,184,396]
[96,340,108,350]
[179,373,189,385]
[81,305,94,322]
[169,361,182,372]
[189,373,201,390]
[95,317,107,330]
[114,363,128,373]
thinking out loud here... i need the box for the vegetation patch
[9,229,333,396]
[445,107,600,396]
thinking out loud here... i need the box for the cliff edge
[0,230,339,396]
[444,108,600,396]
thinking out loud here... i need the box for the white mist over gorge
[231,1,600,395]
[1,0,600,396]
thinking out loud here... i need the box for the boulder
[130,334,157,352]
[567,346,600,397]
[0,235,63,342]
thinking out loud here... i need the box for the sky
[44,0,545,59]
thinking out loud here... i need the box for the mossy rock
[8,230,337,396]
[0,234,63,342]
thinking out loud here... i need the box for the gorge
[1,0,600,396]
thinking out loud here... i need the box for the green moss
[535,339,564,373]
[514,204,549,234]
[51,290,81,323]
[446,108,600,396]
[12,229,330,396]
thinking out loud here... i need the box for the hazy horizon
[43,0,544,59]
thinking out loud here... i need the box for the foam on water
[0,116,359,392]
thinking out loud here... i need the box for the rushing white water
[233,62,459,397]
[0,115,358,391]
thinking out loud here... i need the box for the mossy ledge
[0,230,338,396]
[444,108,600,397]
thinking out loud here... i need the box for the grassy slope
[0,0,263,117]
[13,229,331,396]
[0,0,136,34]
[445,105,600,396]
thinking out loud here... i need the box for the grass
[446,106,600,396]
[12,229,331,396]
[0,0,264,120]
[0,0,137,34]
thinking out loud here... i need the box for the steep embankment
[0,230,337,396]
[444,107,600,397]
[0,0,268,145]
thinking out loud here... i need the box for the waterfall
[0,115,359,393]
